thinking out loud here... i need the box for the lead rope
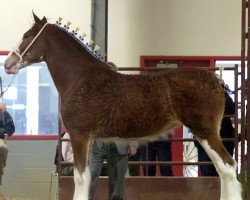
[1,23,49,99]
[0,74,17,99]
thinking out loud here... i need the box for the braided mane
[54,23,105,62]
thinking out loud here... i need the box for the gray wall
[91,0,107,58]
[0,140,58,200]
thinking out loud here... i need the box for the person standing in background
[0,103,15,185]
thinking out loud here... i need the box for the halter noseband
[12,23,48,64]
[0,23,49,99]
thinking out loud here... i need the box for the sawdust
[0,193,33,200]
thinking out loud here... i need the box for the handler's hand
[128,147,137,156]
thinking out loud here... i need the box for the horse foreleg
[70,134,92,200]
[198,136,242,200]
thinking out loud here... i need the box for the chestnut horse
[4,13,242,200]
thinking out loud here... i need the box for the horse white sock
[200,140,242,200]
[73,166,91,200]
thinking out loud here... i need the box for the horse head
[4,12,48,74]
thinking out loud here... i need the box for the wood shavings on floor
[0,193,33,200]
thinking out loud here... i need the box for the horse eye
[23,34,30,39]
[23,31,33,39]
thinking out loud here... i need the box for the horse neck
[44,27,104,96]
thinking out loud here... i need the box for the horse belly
[101,101,178,139]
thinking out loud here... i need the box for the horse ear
[32,11,41,23]
[41,16,47,23]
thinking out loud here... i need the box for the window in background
[0,54,59,135]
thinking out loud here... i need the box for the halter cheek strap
[13,23,48,63]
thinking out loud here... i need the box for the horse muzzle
[4,53,22,74]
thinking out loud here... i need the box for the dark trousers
[128,154,141,176]
[146,141,173,176]
[197,141,234,176]
[129,141,173,176]
[197,146,218,176]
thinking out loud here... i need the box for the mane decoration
[55,17,105,62]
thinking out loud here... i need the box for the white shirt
[61,132,74,162]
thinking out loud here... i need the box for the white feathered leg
[73,166,91,200]
[200,140,242,200]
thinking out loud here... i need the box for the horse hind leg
[73,166,91,200]
[193,130,242,200]
[70,134,92,200]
